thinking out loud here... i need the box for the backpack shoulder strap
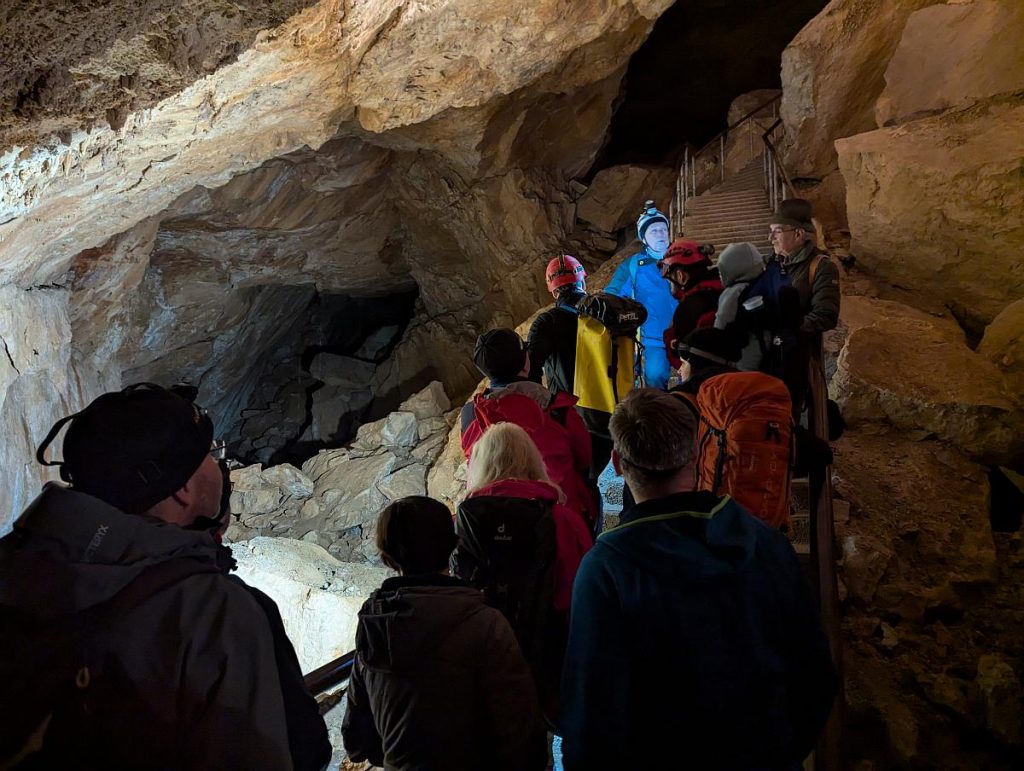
[669,390,700,422]
[627,256,639,299]
[808,253,824,286]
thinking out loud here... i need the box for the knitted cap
[636,200,669,241]
[473,328,527,382]
[36,383,214,513]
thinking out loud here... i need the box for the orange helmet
[545,255,586,292]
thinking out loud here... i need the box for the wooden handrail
[806,341,844,771]
[304,650,355,698]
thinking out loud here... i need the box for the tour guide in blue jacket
[559,389,836,770]
[604,202,676,389]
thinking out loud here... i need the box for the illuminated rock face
[0,0,673,531]
[837,97,1024,329]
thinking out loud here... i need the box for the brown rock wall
[836,95,1024,329]
[779,0,937,181]
[831,296,1023,465]
[980,298,1024,397]
[875,0,1024,127]
[836,430,1023,769]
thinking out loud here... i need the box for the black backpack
[0,558,220,769]
[575,292,647,337]
[452,496,562,706]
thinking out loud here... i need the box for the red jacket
[467,479,593,613]
[461,382,598,527]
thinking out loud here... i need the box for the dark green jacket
[777,243,840,335]
[0,484,330,770]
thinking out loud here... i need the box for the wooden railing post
[807,343,845,771]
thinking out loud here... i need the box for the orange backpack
[693,372,793,528]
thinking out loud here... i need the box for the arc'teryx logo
[83,524,110,563]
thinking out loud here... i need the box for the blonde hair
[466,422,554,494]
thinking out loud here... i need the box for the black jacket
[342,574,546,771]
[0,484,330,771]
[527,291,585,394]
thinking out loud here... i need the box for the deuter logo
[494,522,513,542]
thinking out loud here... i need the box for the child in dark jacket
[341,496,547,771]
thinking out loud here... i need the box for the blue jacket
[604,249,676,348]
[560,491,836,771]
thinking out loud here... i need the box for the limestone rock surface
[979,298,1024,397]
[832,430,1024,768]
[831,298,1023,464]
[722,89,780,177]
[1,0,673,286]
[0,0,675,517]
[230,537,391,673]
[836,96,1024,329]
[0,1,315,149]
[228,382,453,562]
[0,286,104,535]
[576,165,675,234]
[779,0,936,181]
[398,380,451,421]
[834,431,997,612]
[976,654,1023,746]
[875,0,1024,127]
[310,354,377,389]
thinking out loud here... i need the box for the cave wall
[781,0,1024,335]
[835,0,1024,332]
[0,0,674,531]
[782,1,1024,766]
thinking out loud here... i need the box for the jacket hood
[489,380,577,412]
[0,483,227,617]
[356,575,489,673]
[599,493,760,584]
[717,243,765,287]
[469,478,561,503]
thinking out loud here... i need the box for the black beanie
[473,328,527,382]
[677,327,742,367]
[37,383,214,513]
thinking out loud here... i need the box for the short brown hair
[376,496,457,574]
[609,389,696,483]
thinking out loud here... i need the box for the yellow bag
[574,316,637,413]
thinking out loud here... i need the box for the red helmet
[545,255,586,292]
[660,239,708,268]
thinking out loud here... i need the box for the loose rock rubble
[226,381,454,564]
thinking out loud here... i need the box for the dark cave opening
[593,0,828,172]
[231,287,420,468]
